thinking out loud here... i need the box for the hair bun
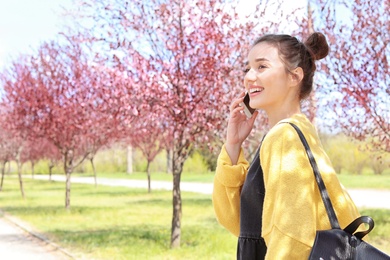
[304,32,329,60]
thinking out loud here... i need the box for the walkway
[34,174,390,209]
[0,212,72,259]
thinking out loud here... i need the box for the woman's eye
[258,65,267,70]
[243,68,250,73]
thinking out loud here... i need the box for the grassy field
[0,173,389,259]
[0,178,236,259]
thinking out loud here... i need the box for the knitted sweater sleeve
[212,145,249,237]
[260,124,314,259]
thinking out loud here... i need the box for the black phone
[241,92,256,118]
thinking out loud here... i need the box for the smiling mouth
[249,87,264,94]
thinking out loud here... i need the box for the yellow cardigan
[213,113,360,259]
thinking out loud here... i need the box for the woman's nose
[245,68,257,82]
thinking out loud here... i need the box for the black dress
[237,146,267,259]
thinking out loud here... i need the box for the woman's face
[244,42,297,112]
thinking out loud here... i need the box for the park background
[0,0,389,259]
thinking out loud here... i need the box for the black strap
[343,215,374,239]
[286,122,341,229]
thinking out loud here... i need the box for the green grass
[337,174,390,189]
[359,208,390,253]
[1,174,389,259]
[0,178,236,259]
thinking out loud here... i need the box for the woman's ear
[289,67,304,86]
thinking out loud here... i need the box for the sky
[0,0,307,70]
[0,0,73,69]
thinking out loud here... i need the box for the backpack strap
[285,122,340,229]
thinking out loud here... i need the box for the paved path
[35,174,390,209]
[0,213,72,260]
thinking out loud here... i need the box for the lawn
[0,174,389,259]
[0,178,236,259]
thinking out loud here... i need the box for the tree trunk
[16,154,25,199]
[31,161,35,179]
[146,161,151,193]
[170,145,190,248]
[64,150,74,210]
[171,169,182,248]
[49,161,54,181]
[127,146,133,174]
[0,161,6,191]
[90,157,97,187]
[65,167,72,210]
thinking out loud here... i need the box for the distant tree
[86,57,139,186]
[41,139,62,181]
[0,117,18,191]
[320,133,346,174]
[0,36,131,209]
[128,106,171,193]
[20,137,61,180]
[313,0,389,154]
[346,145,369,175]
[0,66,31,198]
[21,139,45,179]
[370,152,390,175]
[197,141,223,172]
[3,134,26,197]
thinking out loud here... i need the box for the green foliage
[320,133,390,175]
[197,145,220,172]
[32,159,63,175]
[183,151,210,174]
[11,136,389,180]
[6,160,63,176]
[132,149,167,173]
[77,144,128,174]
[76,146,210,175]
[369,152,390,175]
[360,209,390,253]
[320,133,346,173]
[84,148,207,176]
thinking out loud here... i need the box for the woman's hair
[252,32,329,100]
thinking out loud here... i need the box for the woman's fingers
[231,106,245,119]
[230,98,242,112]
[230,92,246,112]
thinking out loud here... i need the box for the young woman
[212,32,360,259]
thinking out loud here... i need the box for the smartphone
[241,92,256,119]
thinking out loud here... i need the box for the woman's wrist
[225,142,242,165]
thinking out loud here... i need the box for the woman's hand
[225,92,258,164]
